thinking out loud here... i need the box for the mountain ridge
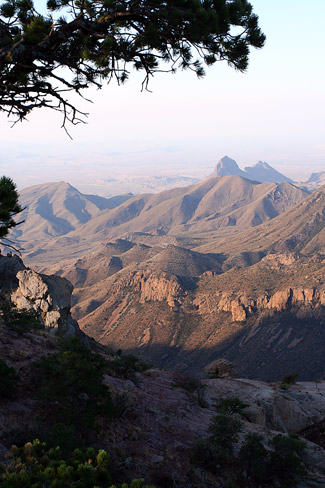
[210,156,294,184]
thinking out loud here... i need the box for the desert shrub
[190,397,306,488]
[150,470,174,488]
[33,338,123,431]
[0,439,155,488]
[239,433,269,484]
[281,372,299,385]
[190,437,232,472]
[214,397,249,416]
[172,373,207,407]
[106,354,152,379]
[208,414,242,453]
[191,400,242,473]
[44,423,82,455]
[2,304,43,334]
[0,358,16,400]
[267,435,306,488]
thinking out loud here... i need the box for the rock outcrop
[11,269,79,336]
[0,252,82,338]
[204,358,235,377]
[194,286,325,322]
[115,270,184,308]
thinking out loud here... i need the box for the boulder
[204,358,235,377]
[11,268,79,336]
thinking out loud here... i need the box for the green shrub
[268,435,306,488]
[214,397,249,416]
[208,414,242,453]
[0,440,154,488]
[191,397,306,488]
[44,423,82,455]
[33,338,124,432]
[190,438,232,472]
[0,358,16,400]
[281,372,299,385]
[2,304,43,333]
[239,433,269,483]
[106,354,152,379]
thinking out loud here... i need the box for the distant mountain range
[300,171,325,192]
[210,155,294,184]
[11,176,308,266]
[14,181,133,239]
[210,155,325,192]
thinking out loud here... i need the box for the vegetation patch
[1,302,43,334]
[106,353,152,380]
[32,338,125,441]
[191,396,306,487]
[0,439,154,488]
[172,373,207,407]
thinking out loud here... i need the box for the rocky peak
[213,155,244,176]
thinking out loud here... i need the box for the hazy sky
[0,0,324,191]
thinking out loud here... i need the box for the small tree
[0,176,23,244]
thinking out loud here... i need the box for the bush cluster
[106,354,151,379]
[0,439,154,488]
[34,338,121,430]
[191,397,306,487]
[2,302,43,334]
[32,338,126,447]
[172,373,207,407]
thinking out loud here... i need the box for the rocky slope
[1,321,325,487]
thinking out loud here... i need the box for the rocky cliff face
[75,250,325,381]
[11,269,79,336]
[0,253,79,337]
[194,286,325,322]
[124,270,183,307]
[107,265,325,323]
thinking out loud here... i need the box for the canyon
[5,173,323,382]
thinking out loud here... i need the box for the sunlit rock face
[8,262,79,336]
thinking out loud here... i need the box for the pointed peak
[213,156,244,177]
[218,155,239,166]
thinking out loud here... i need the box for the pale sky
[0,0,324,191]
